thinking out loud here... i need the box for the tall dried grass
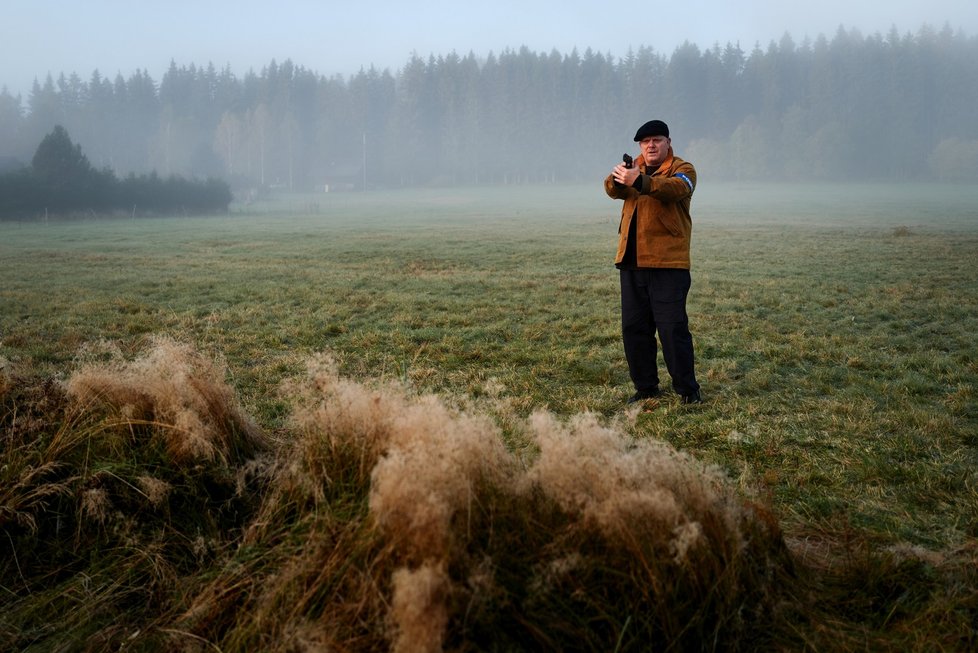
[181,350,791,652]
[3,341,795,651]
[0,368,76,536]
[1,338,272,651]
[65,335,267,464]
[366,402,792,652]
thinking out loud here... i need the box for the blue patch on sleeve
[675,173,694,192]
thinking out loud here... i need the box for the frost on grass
[64,335,265,464]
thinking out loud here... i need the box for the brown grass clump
[512,412,792,646]
[255,354,794,652]
[0,369,75,536]
[3,342,796,652]
[369,394,513,561]
[389,562,452,653]
[65,335,266,464]
[186,354,516,650]
[524,410,743,553]
[1,340,272,652]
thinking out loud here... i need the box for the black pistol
[623,153,633,168]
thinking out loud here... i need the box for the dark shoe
[680,390,703,405]
[627,388,661,404]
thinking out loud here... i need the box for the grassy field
[2,182,977,651]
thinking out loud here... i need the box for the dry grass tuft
[278,358,791,651]
[0,368,77,535]
[390,562,451,653]
[524,410,742,545]
[80,487,112,524]
[136,474,173,507]
[65,335,266,464]
[174,349,794,651]
[369,394,512,561]
[1,340,274,652]
[3,342,796,652]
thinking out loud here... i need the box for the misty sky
[3,0,977,100]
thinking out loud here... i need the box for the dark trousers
[620,268,700,396]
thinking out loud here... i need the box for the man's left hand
[612,164,640,187]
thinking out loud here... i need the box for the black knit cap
[633,119,670,141]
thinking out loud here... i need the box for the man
[604,119,702,405]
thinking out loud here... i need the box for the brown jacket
[604,152,696,269]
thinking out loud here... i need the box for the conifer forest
[1,24,976,191]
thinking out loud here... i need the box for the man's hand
[612,163,640,187]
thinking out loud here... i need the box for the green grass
[2,181,978,650]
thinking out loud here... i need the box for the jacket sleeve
[604,174,637,199]
[634,163,696,202]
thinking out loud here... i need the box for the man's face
[640,135,670,167]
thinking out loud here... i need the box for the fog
[2,1,978,190]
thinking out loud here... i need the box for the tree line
[0,125,231,218]
[1,23,976,191]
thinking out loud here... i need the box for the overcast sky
[3,0,977,100]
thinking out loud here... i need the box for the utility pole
[362,132,367,191]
